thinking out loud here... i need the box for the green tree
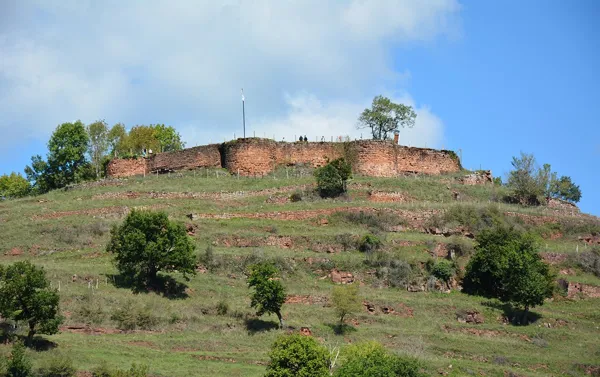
[0,172,30,199]
[152,124,185,152]
[108,123,128,157]
[265,334,330,377]
[87,120,109,179]
[0,262,63,345]
[462,227,554,324]
[357,96,416,140]
[106,210,196,288]
[6,342,32,377]
[247,263,286,328]
[334,342,424,377]
[314,158,352,198]
[550,175,582,203]
[24,155,50,194]
[331,283,361,328]
[126,125,159,155]
[430,260,454,289]
[507,152,544,205]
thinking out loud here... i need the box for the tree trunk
[522,306,529,325]
[276,311,284,329]
[26,322,36,346]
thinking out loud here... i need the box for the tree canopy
[0,261,63,345]
[247,263,286,328]
[0,172,30,199]
[106,210,196,288]
[357,96,416,140]
[331,283,361,327]
[462,226,554,323]
[334,342,424,377]
[265,334,330,377]
[314,158,352,198]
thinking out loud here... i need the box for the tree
[314,158,352,198]
[126,126,159,155]
[334,342,424,377]
[6,342,32,377]
[507,153,544,205]
[430,260,454,289]
[0,262,63,345]
[24,155,50,194]
[0,173,30,199]
[331,283,361,328]
[357,96,416,140]
[152,124,185,152]
[106,210,196,288]
[550,175,582,203]
[108,123,128,157]
[46,121,91,187]
[462,227,554,324]
[265,334,330,377]
[87,120,109,179]
[247,263,286,328]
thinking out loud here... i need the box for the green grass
[1,170,599,376]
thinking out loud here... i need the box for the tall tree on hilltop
[87,119,109,179]
[152,124,185,152]
[357,95,416,140]
[126,125,159,155]
[108,123,128,157]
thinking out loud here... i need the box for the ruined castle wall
[106,139,462,178]
[148,144,221,172]
[106,158,148,178]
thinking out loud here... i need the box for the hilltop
[0,166,599,376]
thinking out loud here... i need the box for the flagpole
[241,88,246,139]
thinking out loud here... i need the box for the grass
[0,169,599,376]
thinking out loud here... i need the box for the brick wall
[107,138,462,178]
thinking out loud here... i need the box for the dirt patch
[4,247,23,256]
[330,269,354,284]
[541,252,568,265]
[60,325,122,335]
[368,191,412,203]
[285,295,328,305]
[363,302,414,317]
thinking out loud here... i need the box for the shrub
[110,302,158,331]
[37,352,76,377]
[92,363,149,377]
[446,237,474,257]
[336,233,357,252]
[430,261,454,287]
[314,158,352,198]
[332,283,361,327]
[106,210,196,288]
[216,300,229,316]
[265,334,330,377]
[334,341,424,377]
[290,191,303,202]
[342,211,404,232]
[359,234,382,253]
[550,176,581,203]
[6,342,32,377]
[572,248,600,277]
[73,293,106,327]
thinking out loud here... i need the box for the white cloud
[0,0,461,155]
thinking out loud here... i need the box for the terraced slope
[0,168,598,377]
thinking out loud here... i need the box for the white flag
[241,89,245,102]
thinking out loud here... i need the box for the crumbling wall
[107,138,462,178]
[106,158,147,178]
[149,144,221,172]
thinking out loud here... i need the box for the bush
[359,234,382,253]
[106,210,196,288]
[37,352,76,377]
[110,302,158,331]
[73,294,106,327]
[430,261,454,287]
[216,300,229,316]
[247,263,286,328]
[92,363,149,377]
[6,342,32,377]
[572,248,600,277]
[550,176,581,203]
[265,334,330,377]
[342,211,405,232]
[446,237,474,258]
[334,341,424,377]
[335,233,357,252]
[314,158,352,198]
[368,254,413,289]
[290,191,303,202]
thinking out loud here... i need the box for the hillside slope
[1,168,599,377]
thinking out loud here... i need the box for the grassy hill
[1,167,599,377]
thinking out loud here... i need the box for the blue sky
[0,1,598,214]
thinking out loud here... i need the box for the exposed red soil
[285,295,328,305]
[368,191,413,203]
[540,252,568,265]
[4,247,23,256]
